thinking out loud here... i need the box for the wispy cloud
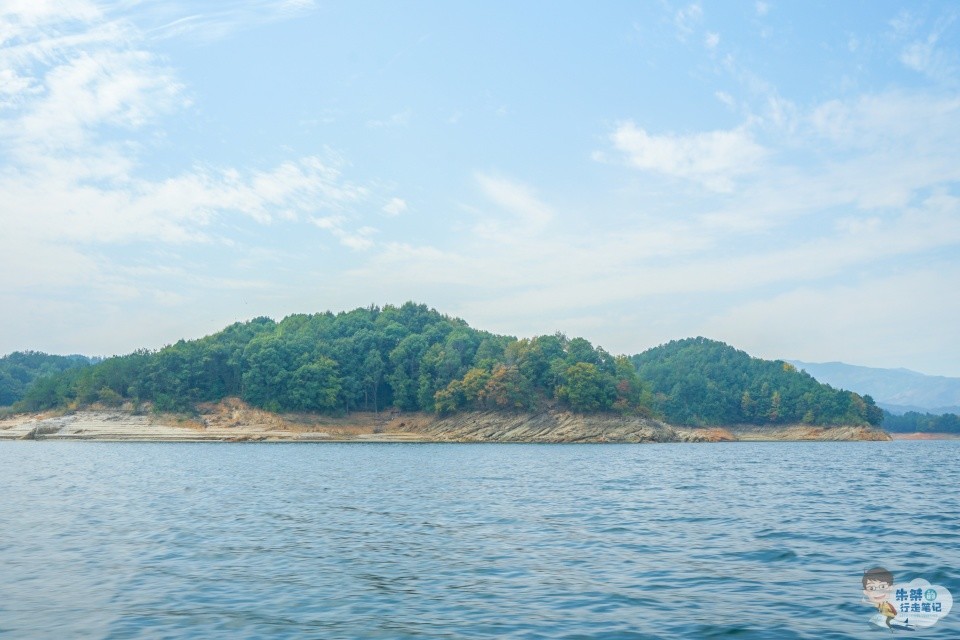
[608,122,766,192]
[899,24,958,83]
[366,109,412,129]
[382,197,408,216]
[311,215,377,251]
[674,3,703,41]
[702,265,960,373]
[350,75,960,358]
[474,173,554,239]
[0,2,377,294]
[885,8,959,84]
[714,90,735,109]
[143,0,317,43]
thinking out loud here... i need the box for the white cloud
[2,153,369,245]
[714,91,735,108]
[474,173,554,234]
[901,37,936,71]
[311,216,377,251]
[274,0,316,12]
[143,0,318,43]
[337,153,960,369]
[808,92,960,155]
[312,215,344,230]
[674,3,703,41]
[349,87,959,337]
[366,109,412,128]
[609,121,766,192]
[605,88,960,234]
[0,0,100,36]
[701,265,960,375]
[889,10,922,38]
[705,32,720,49]
[0,13,183,156]
[458,190,960,314]
[900,31,957,82]
[0,67,41,107]
[338,226,377,251]
[888,10,958,83]
[755,2,769,17]
[382,197,408,216]
[0,1,379,307]
[348,242,483,289]
[23,49,182,142]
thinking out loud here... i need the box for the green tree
[556,362,615,412]
[388,334,428,411]
[288,357,341,411]
[362,351,385,412]
[483,365,530,409]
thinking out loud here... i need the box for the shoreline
[0,400,893,443]
[889,432,960,440]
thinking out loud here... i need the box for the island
[0,302,891,442]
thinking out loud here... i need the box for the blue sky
[2,1,960,376]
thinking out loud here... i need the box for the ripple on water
[0,441,958,639]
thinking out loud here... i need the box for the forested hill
[13,303,646,416]
[631,338,884,427]
[8,304,882,428]
[0,352,95,406]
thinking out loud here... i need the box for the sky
[2,1,960,376]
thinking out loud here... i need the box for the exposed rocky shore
[0,398,891,443]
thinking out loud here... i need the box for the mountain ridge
[789,360,960,415]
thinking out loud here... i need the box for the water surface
[1,441,958,638]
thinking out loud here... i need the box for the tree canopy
[13,303,649,417]
[882,410,960,434]
[7,307,883,428]
[0,351,95,407]
[630,337,883,427]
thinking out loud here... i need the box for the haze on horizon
[2,1,959,377]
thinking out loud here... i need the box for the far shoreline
[888,432,960,440]
[0,400,894,444]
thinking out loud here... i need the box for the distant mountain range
[788,361,960,415]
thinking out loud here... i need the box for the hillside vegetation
[0,351,94,406]
[882,410,960,434]
[14,303,647,416]
[632,338,883,427]
[7,303,883,428]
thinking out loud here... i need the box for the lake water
[0,441,958,639]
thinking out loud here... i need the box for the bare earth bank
[0,399,891,443]
[889,432,960,440]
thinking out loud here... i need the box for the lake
[1,441,958,638]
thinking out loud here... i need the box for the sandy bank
[889,432,960,440]
[0,399,891,443]
[727,424,891,442]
